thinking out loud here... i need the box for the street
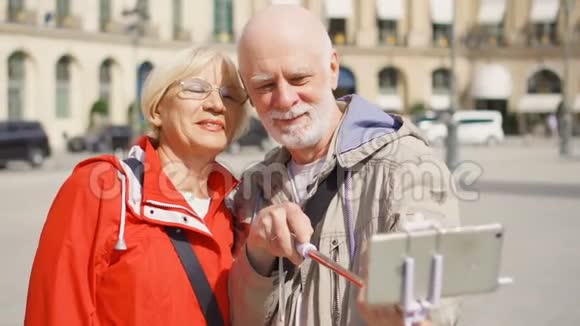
[1,138,579,325]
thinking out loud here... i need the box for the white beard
[262,101,334,149]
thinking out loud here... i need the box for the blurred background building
[0,0,579,150]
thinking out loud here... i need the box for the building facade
[1,0,579,149]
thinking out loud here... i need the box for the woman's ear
[149,104,163,129]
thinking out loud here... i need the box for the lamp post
[123,1,148,137]
[446,0,459,168]
[559,0,575,157]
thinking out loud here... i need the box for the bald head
[235,5,342,154]
[237,5,333,74]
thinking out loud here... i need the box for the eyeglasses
[177,77,248,105]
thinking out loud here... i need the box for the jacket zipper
[331,244,341,326]
[145,199,203,222]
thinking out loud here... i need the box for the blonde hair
[141,46,249,141]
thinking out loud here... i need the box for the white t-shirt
[180,191,211,219]
[287,158,326,206]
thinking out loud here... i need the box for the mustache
[268,103,315,120]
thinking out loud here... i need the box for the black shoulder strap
[122,158,224,326]
[164,226,225,326]
[280,164,345,279]
[303,164,344,230]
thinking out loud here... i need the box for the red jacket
[25,137,240,325]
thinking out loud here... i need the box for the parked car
[417,110,505,146]
[67,125,133,153]
[227,117,276,153]
[0,120,52,168]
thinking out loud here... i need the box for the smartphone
[366,224,504,305]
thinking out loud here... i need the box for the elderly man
[230,5,460,326]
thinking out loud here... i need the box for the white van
[417,110,505,146]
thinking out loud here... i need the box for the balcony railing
[56,15,82,29]
[174,29,191,41]
[8,9,37,25]
[464,25,506,49]
[103,21,125,34]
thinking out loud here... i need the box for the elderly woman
[25,47,249,325]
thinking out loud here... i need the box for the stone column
[234,0,253,41]
[190,0,213,43]
[505,0,530,45]
[253,0,268,11]
[81,0,99,33]
[407,0,430,47]
[399,0,410,45]
[305,0,323,18]
[149,1,171,41]
[356,0,377,47]
[0,51,7,120]
[455,0,476,42]
[0,0,7,22]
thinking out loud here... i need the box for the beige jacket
[230,95,460,325]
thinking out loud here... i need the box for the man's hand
[357,284,432,326]
[246,202,314,275]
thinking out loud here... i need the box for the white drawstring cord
[115,171,128,250]
[278,257,285,325]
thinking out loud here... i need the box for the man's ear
[329,50,339,91]
[239,74,255,107]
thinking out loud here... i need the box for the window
[329,18,347,45]
[7,52,25,120]
[481,23,504,46]
[136,0,149,18]
[56,56,71,119]
[99,0,111,32]
[528,0,560,46]
[133,61,153,125]
[173,0,183,39]
[378,20,398,45]
[432,69,451,94]
[476,0,507,46]
[7,0,24,22]
[527,69,561,94]
[433,24,452,47]
[99,60,112,104]
[214,0,233,42]
[324,0,352,44]
[378,68,399,94]
[334,67,356,98]
[55,0,70,27]
[530,22,558,46]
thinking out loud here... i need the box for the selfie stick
[296,243,364,288]
[401,254,443,326]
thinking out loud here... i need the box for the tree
[89,99,109,131]
[409,102,426,117]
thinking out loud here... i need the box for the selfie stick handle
[401,254,443,326]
